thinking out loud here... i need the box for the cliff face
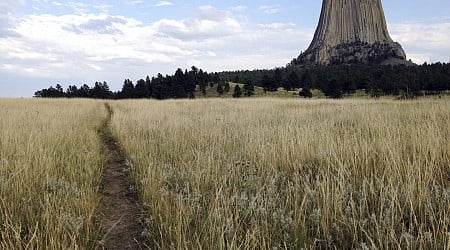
[296,0,408,66]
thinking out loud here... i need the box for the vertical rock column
[297,0,407,66]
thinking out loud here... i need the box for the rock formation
[295,0,409,66]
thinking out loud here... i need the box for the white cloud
[0,6,256,83]
[0,4,312,87]
[258,22,296,30]
[259,5,281,14]
[62,1,111,13]
[1,3,450,96]
[154,1,173,7]
[89,63,103,71]
[153,6,242,40]
[0,0,21,37]
[389,22,450,63]
[229,5,246,12]
[0,13,180,78]
[125,0,143,4]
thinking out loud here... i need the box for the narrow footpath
[96,103,149,249]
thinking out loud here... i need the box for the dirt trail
[96,103,150,249]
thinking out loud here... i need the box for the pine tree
[243,80,255,97]
[232,85,242,98]
[299,88,313,98]
[262,74,278,92]
[217,82,224,96]
[223,82,230,93]
[121,79,135,99]
[135,79,149,98]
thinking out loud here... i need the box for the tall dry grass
[0,99,106,249]
[111,98,450,249]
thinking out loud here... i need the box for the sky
[1,0,449,97]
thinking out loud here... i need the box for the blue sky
[1,0,450,97]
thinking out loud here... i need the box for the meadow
[0,99,106,249]
[110,98,450,249]
[1,97,449,249]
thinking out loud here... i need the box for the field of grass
[1,97,449,249]
[0,99,106,248]
[110,98,450,249]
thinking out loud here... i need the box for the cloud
[2,3,450,97]
[0,0,23,37]
[259,5,281,14]
[229,5,246,12]
[0,6,251,83]
[0,3,314,92]
[64,15,129,35]
[154,1,173,7]
[389,22,450,63]
[258,22,296,30]
[154,6,242,40]
[124,0,143,5]
[62,1,111,13]
[0,2,322,85]
[0,13,178,79]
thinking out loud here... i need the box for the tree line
[220,62,450,98]
[35,63,450,99]
[35,66,217,99]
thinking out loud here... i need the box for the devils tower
[295,0,408,66]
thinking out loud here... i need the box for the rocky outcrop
[295,0,409,66]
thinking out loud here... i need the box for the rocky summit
[295,0,410,66]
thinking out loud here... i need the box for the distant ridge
[294,0,410,66]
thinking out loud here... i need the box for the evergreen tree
[300,70,314,88]
[79,84,90,98]
[343,79,357,94]
[145,76,152,97]
[321,79,343,99]
[173,84,187,98]
[274,68,283,87]
[223,82,230,93]
[262,74,278,92]
[66,85,78,98]
[173,68,188,98]
[217,82,224,96]
[91,81,112,99]
[184,69,196,97]
[243,79,255,97]
[121,79,135,98]
[198,69,208,95]
[213,72,220,85]
[135,79,149,98]
[285,71,299,91]
[232,85,242,98]
[365,76,382,98]
[299,88,313,98]
[55,84,64,96]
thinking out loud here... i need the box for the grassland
[110,98,450,249]
[0,99,106,249]
[1,97,449,249]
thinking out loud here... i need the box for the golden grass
[1,97,448,248]
[0,99,106,249]
[110,98,450,249]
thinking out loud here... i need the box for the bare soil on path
[96,103,150,249]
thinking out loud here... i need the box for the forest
[34,62,450,99]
